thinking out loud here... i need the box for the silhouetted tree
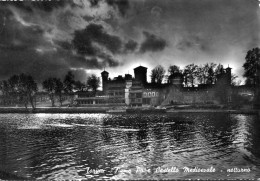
[0,80,11,105]
[183,69,189,87]
[243,47,260,85]
[167,65,183,83]
[0,80,9,94]
[208,63,217,84]
[54,78,64,106]
[151,65,165,84]
[63,71,75,93]
[207,67,214,84]
[196,65,204,84]
[201,63,210,84]
[87,74,100,95]
[42,78,56,107]
[63,71,76,105]
[231,74,240,86]
[213,64,224,83]
[183,63,198,87]
[215,63,225,75]
[8,74,38,109]
[168,65,181,76]
[196,63,218,84]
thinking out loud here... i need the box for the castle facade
[75,65,236,107]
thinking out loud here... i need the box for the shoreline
[0,107,259,115]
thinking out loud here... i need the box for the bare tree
[0,80,11,105]
[8,74,38,109]
[183,63,198,87]
[54,78,64,106]
[42,78,56,107]
[63,71,75,94]
[215,63,225,75]
[196,65,204,84]
[196,63,218,84]
[231,74,240,86]
[87,74,100,95]
[151,65,166,84]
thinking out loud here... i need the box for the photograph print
[0,0,260,180]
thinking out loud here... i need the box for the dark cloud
[82,15,95,22]
[72,29,97,56]
[32,1,69,12]
[89,0,101,7]
[6,0,71,12]
[7,2,34,12]
[0,43,118,83]
[86,23,122,54]
[0,44,29,51]
[0,9,119,82]
[106,0,130,16]
[0,0,258,81]
[98,53,120,67]
[55,38,121,69]
[73,23,122,55]
[140,31,167,53]
[124,39,138,52]
[55,40,73,51]
[0,8,45,49]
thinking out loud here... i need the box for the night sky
[0,0,259,83]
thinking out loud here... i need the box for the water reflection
[0,113,259,180]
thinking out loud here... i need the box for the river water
[0,113,259,180]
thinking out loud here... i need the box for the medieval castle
[75,65,240,107]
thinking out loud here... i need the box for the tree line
[150,47,260,87]
[150,63,239,87]
[0,72,100,108]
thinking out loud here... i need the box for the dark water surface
[0,113,259,180]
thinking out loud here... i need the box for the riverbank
[0,107,108,113]
[0,107,259,115]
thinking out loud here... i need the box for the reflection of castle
[75,65,238,107]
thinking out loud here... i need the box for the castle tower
[134,66,147,84]
[226,66,232,85]
[101,70,109,93]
